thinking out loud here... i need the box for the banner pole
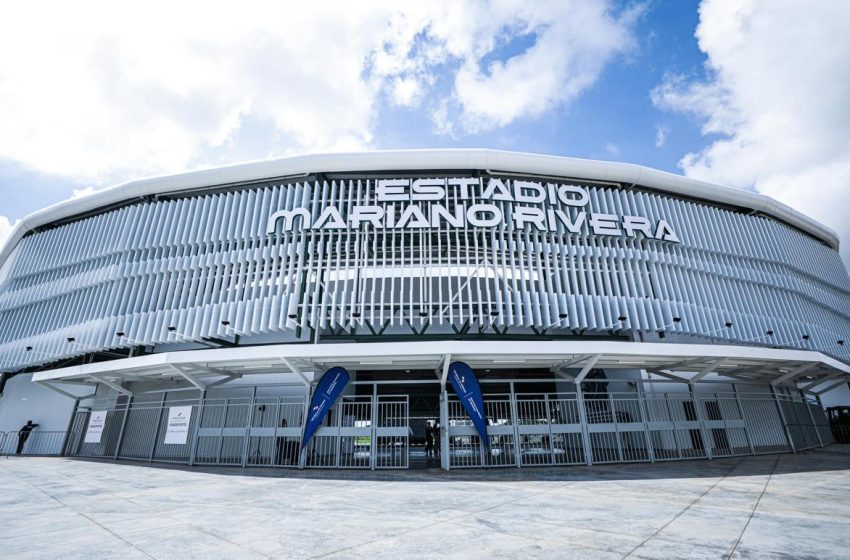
[440,388,449,471]
[299,383,313,470]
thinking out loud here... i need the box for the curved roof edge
[0,149,839,266]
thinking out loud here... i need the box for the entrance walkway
[1,447,849,559]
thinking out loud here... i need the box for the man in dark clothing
[275,418,289,465]
[16,420,39,455]
[424,422,434,457]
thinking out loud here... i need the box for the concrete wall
[0,374,87,433]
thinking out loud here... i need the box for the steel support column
[370,383,378,471]
[509,382,522,469]
[112,394,133,459]
[803,394,824,447]
[188,390,205,466]
[688,385,713,460]
[242,386,258,468]
[575,381,593,466]
[545,393,556,465]
[610,393,624,462]
[440,354,451,471]
[635,383,655,463]
[732,384,756,455]
[148,393,167,462]
[61,398,80,456]
[771,385,796,453]
[815,394,831,445]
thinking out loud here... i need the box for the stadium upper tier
[1,149,848,372]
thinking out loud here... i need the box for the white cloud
[0,215,16,252]
[605,142,620,156]
[652,0,850,263]
[389,76,425,108]
[428,2,640,133]
[71,187,96,199]
[654,125,666,148]
[0,2,390,184]
[0,1,637,186]
[431,99,455,137]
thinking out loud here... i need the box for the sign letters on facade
[268,177,679,242]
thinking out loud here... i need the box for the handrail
[0,430,68,457]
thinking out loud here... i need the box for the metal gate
[445,386,830,469]
[60,383,831,470]
[515,393,585,467]
[584,392,651,464]
[305,394,409,469]
[446,393,524,468]
[375,395,410,468]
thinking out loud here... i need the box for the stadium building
[1,149,849,470]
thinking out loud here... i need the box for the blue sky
[369,1,707,169]
[1,0,849,266]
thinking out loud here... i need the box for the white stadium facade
[1,149,849,470]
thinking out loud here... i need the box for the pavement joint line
[467,516,657,552]
[455,517,630,556]
[0,462,158,560]
[619,455,748,559]
[0,522,107,544]
[307,478,582,559]
[0,460,278,560]
[724,454,781,560]
[3,450,849,558]
[502,516,649,540]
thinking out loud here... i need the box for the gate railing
[0,430,68,457]
[303,394,409,469]
[444,388,833,469]
[68,394,295,466]
[774,393,829,451]
[65,391,408,471]
[24,383,837,470]
[64,394,300,467]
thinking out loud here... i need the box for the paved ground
[1,448,849,559]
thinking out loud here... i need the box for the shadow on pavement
[51,444,850,484]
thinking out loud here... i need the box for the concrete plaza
[1,447,849,559]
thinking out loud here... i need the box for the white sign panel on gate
[164,406,193,445]
[84,410,108,443]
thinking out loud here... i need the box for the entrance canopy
[31,340,850,399]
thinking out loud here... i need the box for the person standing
[16,420,39,455]
[424,421,434,457]
[275,418,288,465]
